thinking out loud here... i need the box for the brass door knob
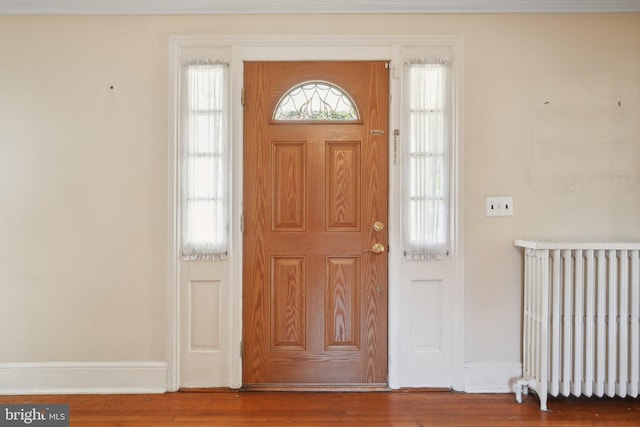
[369,243,385,254]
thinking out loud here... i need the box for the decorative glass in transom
[273,81,359,121]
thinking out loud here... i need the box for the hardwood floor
[1,390,639,426]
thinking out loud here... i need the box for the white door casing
[168,36,464,391]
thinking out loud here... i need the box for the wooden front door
[243,61,388,385]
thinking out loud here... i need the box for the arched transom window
[273,81,359,121]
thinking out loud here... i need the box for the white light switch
[485,196,514,217]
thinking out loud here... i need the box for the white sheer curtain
[181,60,229,260]
[404,59,450,261]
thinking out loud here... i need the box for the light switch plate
[485,196,514,217]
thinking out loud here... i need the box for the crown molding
[1,0,639,15]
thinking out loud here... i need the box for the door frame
[167,35,464,391]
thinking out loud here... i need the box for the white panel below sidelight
[410,280,442,351]
[397,265,452,388]
[189,280,222,352]
[180,260,231,388]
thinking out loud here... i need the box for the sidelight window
[404,59,451,261]
[180,60,229,260]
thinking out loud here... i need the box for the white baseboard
[0,360,520,395]
[0,362,167,395]
[464,362,522,393]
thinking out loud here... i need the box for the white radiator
[514,240,640,411]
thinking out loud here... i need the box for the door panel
[325,256,360,350]
[271,256,306,351]
[243,61,388,385]
[326,142,361,231]
[271,142,306,231]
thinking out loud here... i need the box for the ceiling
[1,0,639,15]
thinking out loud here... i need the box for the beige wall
[0,14,638,369]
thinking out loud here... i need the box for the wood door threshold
[242,384,390,392]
